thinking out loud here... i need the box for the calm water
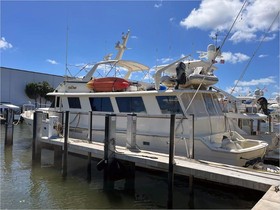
[1,123,263,209]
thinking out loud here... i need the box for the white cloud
[234,76,276,86]
[154,0,162,8]
[169,17,175,22]
[180,0,279,43]
[130,35,138,39]
[157,57,174,64]
[258,54,268,58]
[225,86,252,96]
[0,37,13,50]
[222,51,250,64]
[46,59,58,65]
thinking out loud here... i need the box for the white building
[0,67,64,106]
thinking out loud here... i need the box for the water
[1,123,263,209]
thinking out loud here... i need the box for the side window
[89,97,113,112]
[68,97,81,109]
[156,96,183,114]
[116,97,146,113]
[203,94,217,116]
[212,94,223,114]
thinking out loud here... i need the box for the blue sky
[1,0,279,98]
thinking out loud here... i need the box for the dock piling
[103,114,116,189]
[167,114,175,209]
[62,111,69,178]
[87,111,93,181]
[32,111,43,163]
[5,109,14,146]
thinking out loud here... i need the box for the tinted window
[203,94,217,116]
[116,97,146,113]
[156,96,183,114]
[89,97,113,112]
[68,97,81,109]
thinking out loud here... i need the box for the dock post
[103,114,116,189]
[32,111,43,163]
[188,175,194,209]
[5,109,14,146]
[87,111,93,182]
[126,113,137,149]
[167,114,175,209]
[124,161,136,194]
[62,111,69,178]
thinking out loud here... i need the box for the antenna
[115,30,130,60]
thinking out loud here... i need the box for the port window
[89,97,113,112]
[116,97,146,113]
[68,97,81,109]
[156,96,183,114]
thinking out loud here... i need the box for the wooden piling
[124,161,136,193]
[62,111,69,178]
[103,114,116,189]
[5,109,14,146]
[32,111,43,163]
[87,111,93,182]
[167,114,175,209]
[188,175,194,209]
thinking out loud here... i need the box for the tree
[25,81,54,107]
[25,82,39,105]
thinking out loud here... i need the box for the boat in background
[21,30,270,167]
[0,102,21,124]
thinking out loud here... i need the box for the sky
[1,0,280,99]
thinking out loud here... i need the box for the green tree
[25,81,54,107]
[25,82,39,105]
[38,81,55,106]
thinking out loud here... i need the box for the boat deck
[40,136,280,192]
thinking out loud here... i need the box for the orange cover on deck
[86,77,130,92]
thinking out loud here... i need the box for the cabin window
[180,93,194,114]
[68,97,81,109]
[188,93,208,116]
[116,97,146,113]
[203,94,217,116]
[89,97,113,112]
[212,94,223,114]
[156,96,183,114]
